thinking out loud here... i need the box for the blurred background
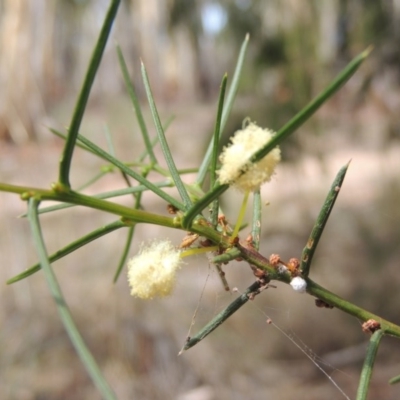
[1,0,400,399]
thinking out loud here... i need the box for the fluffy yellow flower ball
[127,240,182,299]
[218,122,281,192]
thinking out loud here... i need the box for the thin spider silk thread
[234,288,352,400]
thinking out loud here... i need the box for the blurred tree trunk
[128,0,205,102]
[0,0,55,142]
[1,0,395,144]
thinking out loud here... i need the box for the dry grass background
[2,89,400,399]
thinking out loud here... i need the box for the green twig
[25,181,172,216]
[117,45,157,164]
[212,248,241,264]
[27,198,117,399]
[103,125,116,156]
[77,133,184,210]
[307,280,400,338]
[77,170,109,191]
[113,168,150,283]
[182,47,371,229]
[0,182,228,246]
[180,280,261,352]
[2,182,177,227]
[301,162,350,276]
[251,190,262,250]
[250,47,372,164]
[113,225,134,283]
[58,0,121,189]
[141,62,192,209]
[182,184,228,229]
[50,127,95,155]
[389,375,400,385]
[7,220,127,284]
[356,329,385,400]
[210,74,228,227]
[220,34,250,135]
[197,34,250,185]
[214,263,230,291]
[5,181,400,343]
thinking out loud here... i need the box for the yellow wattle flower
[127,240,182,299]
[218,121,281,192]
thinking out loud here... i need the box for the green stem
[58,0,121,188]
[181,280,261,352]
[231,191,249,240]
[113,225,134,283]
[76,133,184,210]
[117,45,156,164]
[210,74,228,227]
[32,180,172,216]
[212,248,241,264]
[27,198,117,399]
[307,280,400,338]
[389,375,400,385]
[251,190,262,250]
[7,220,127,284]
[5,184,400,345]
[182,184,228,229]
[251,47,372,163]
[141,61,193,209]
[183,47,371,229]
[0,182,230,246]
[356,329,384,400]
[197,34,249,186]
[113,168,150,283]
[301,162,350,276]
[1,182,175,227]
